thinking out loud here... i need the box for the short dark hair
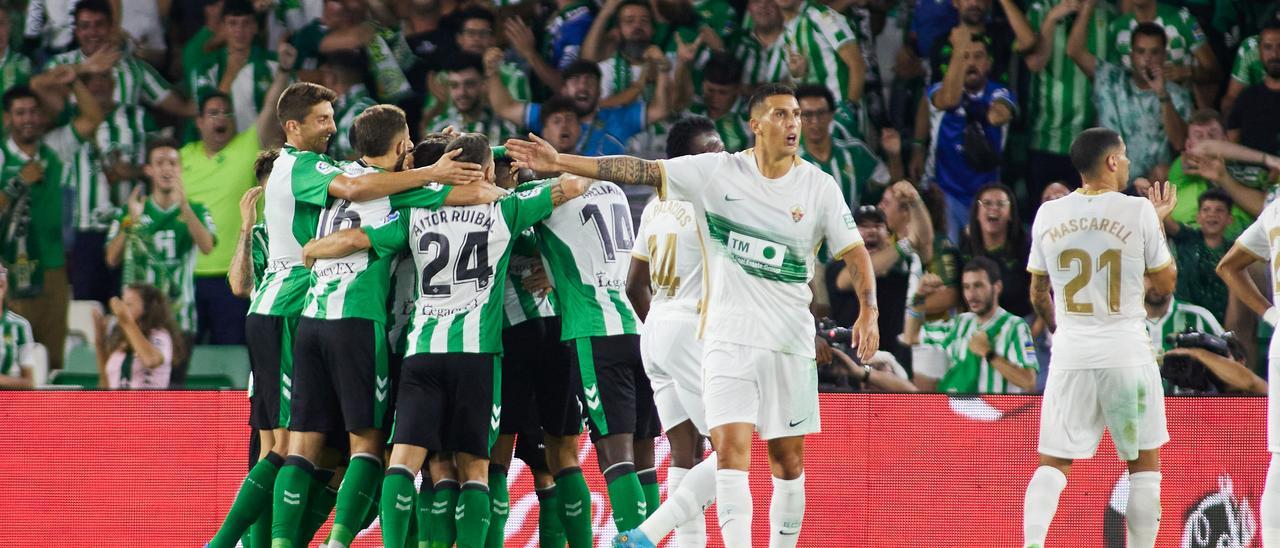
[563,59,602,81]
[794,84,835,112]
[200,91,232,115]
[222,0,257,18]
[2,85,38,113]
[746,82,796,116]
[702,51,742,86]
[455,7,495,27]
[617,0,653,19]
[254,150,279,184]
[1264,18,1280,35]
[1131,22,1167,49]
[1069,127,1123,176]
[277,82,338,125]
[319,50,367,85]
[962,256,1002,285]
[74,0,112,23]
[541,95,581,124]
[666,115,717,158]
[1198,187,1234,210]
[1188,108,1222,127]
[352,105,408,158]
[145,136,181,163]
[445,52,485,76]
[411,134,453,169]
[444,132,494,168]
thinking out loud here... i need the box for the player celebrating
[619,115,723,548]
[205,79,483,548]
[1021,128,1177,548]
[507,82,879,547]
[1216,188,1280,544]
[299,134,590,547]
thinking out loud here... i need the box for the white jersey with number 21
[1028,190,1172,369]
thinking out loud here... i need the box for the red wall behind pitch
[0,392,1266,546]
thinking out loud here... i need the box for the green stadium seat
[63,344,99,374]
[186,346,250,389]
[183,374,235,390]
[48,371,97,388]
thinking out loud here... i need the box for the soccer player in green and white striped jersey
[301,134,590,548]
[206,81,484,548]
[105,138,216,338]
[904,257,1038,394]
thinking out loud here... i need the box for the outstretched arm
[506,133,663,186]
[302,228,372,267]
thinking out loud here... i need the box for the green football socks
[455,482,492,548]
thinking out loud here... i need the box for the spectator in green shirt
[1160,187,1234,323]
[179,47,291,345]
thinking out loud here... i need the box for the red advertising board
[0,392,1266,546]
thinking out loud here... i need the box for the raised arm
[931,35,974,110]
[108,298,167,369]
[257,42,295,148]
[506,133,663,186]
[580,0,623,62]
[998,0,1038,54]
[227,187,262,298]
[485,47,529,126]
[1149,66,1188,151]
[1024,1,1077,72]
[644,47,673,125]
[837,41,867,102]
[327,148,484,201]
[1066,0,1097,79]
[505,17,563,91]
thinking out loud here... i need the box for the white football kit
[633,197,708,434]
[660,150,862,439]
[1027,190,1172,460]
[1234,200,1280,452]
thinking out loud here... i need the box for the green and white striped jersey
[249,222,268,294]
[688,98,752,153]
[533,181,640,340]
[186,45,278,134]
[0,308,35,379]
[106,199,216,333]
[799,135,888,208]
[1105,4,1205,70]
[920,308,1037,394]
[1231,35,1263,87]
[386,253,416,354]
[1026,0,1111,155]
[44,105,156,231]
[364,182,558,354]
[44,51,172,108]
[426,106,521,146]
[302,163,453,323]
[503,229,557,328]
[1144,299,1223,357]
[784,0,857,103]
[730,29,793,87]
[0,48,32,93]
[329,84,378,162]
[249,145,344,317]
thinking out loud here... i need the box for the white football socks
[768,474,805,548]
[1022,465,1067,547]
[635,454,716,547]
[1125,471,1161,548]
[1263,453,1280,546]
[715,468,752,547]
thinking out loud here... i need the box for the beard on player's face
[1144,287,1171,309]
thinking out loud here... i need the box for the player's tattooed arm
[596,157,663,187]
[1030,273,1056,333]
[550,174,594,205]
[841,244,880,362]
[504,134,663,187]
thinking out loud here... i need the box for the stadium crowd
[0,0,1276,397]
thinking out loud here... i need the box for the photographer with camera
[816,319,919,393]
[902,256,1038,394]
[1162,333,1266,395]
